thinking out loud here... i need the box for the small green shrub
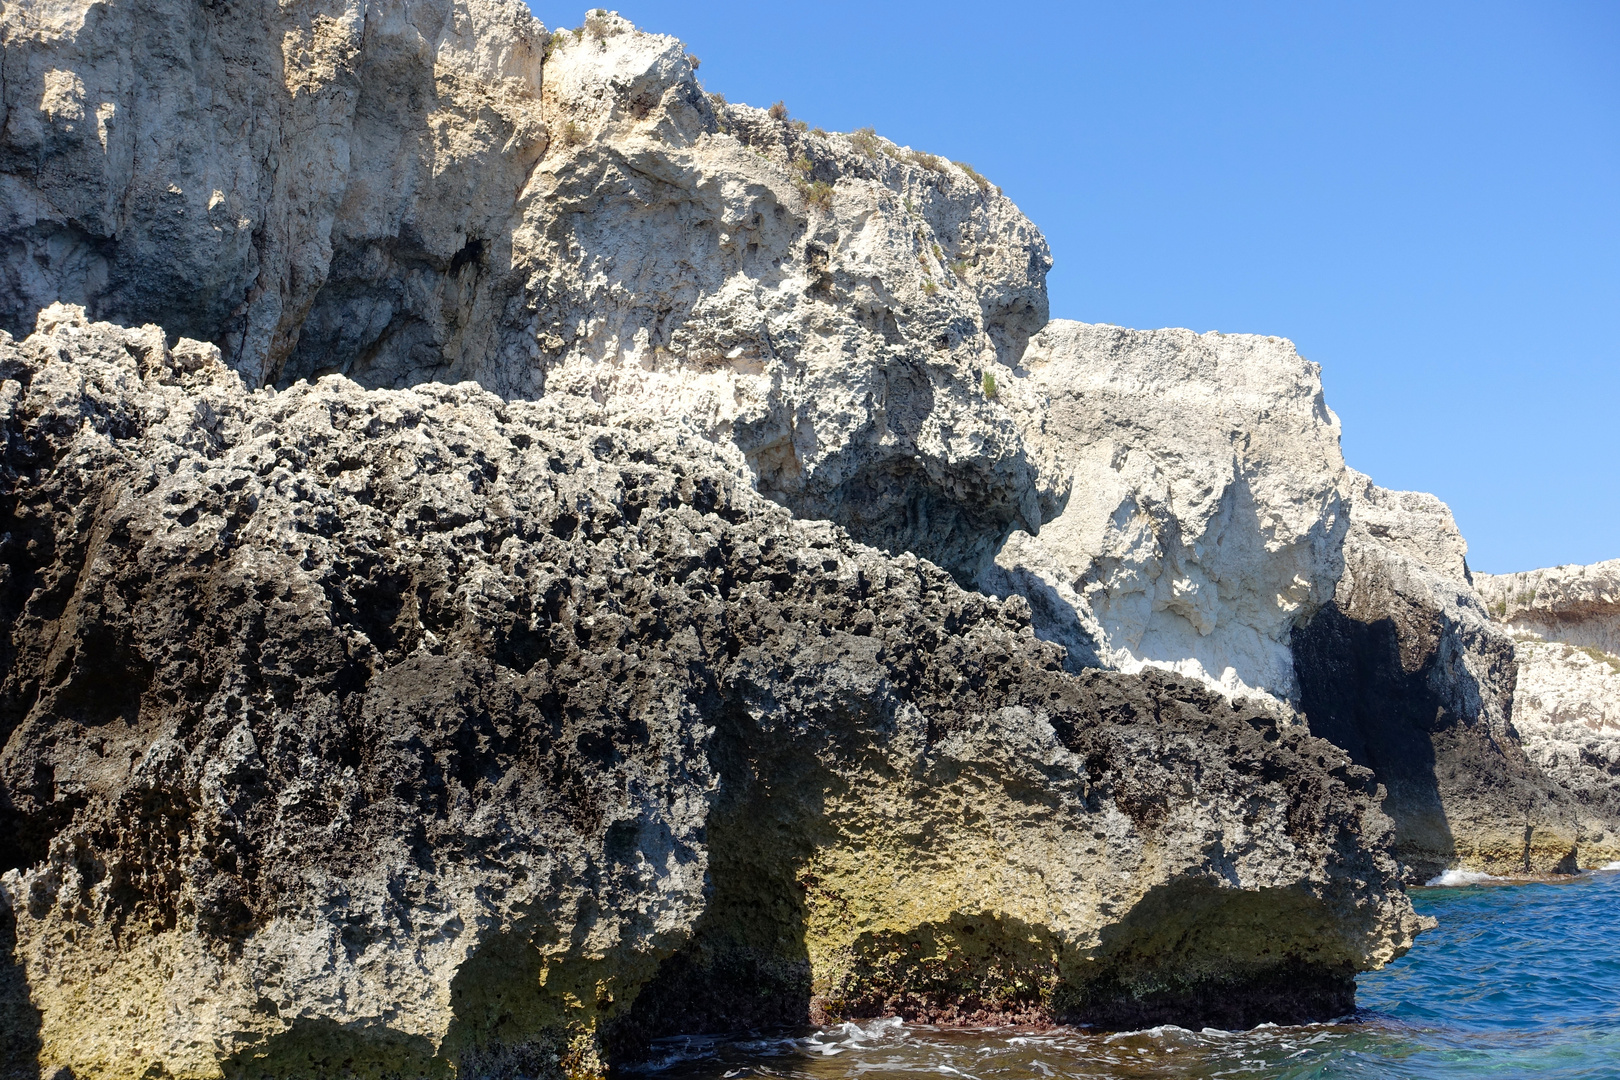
[792,119,809,132]
[811,127,827,138]
[1574,645,1620,675]
[709,90,728,107]
[769,100,790,121]
[558,119,585,147]
[584,10,612,39]
[923,279,938,296]
[792,155,814,175]
[931,242,942,260]
[798,178,834,211]
[982,371,998,398]
[543,31,568,59]
[950,259,970,277]
[906,149,944,172]
[849,127,881,157]
[954,161,992,192]
[685,53,701,70]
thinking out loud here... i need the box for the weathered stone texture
[0,310,1421,1078]
[1474,561,1620,861]
[986,321,1348,703]
[0,0,549,389]
[1476,560,1620,656]
[0,4,1057,579]
[1290,473,1619,878]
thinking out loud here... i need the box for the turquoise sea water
[635,870,1620,1079]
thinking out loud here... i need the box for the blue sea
[635,870,1620,1079]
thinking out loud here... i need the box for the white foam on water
[1599,861,1620,871]
[1425,868,1504,886]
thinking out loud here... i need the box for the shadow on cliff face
[1292,603,1582,880]
[1292,604,1460,881]
[604,701,818,1060]
[220,1020,444,1080]
[1062,880,1355,1029]
[0,901,43,1080]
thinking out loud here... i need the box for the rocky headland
[0,3,1611,1078]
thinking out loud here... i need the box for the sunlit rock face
[4,1,1613,1075]
[984,321,1350,704]
[1476,560,1620,656]
[1474,561,1620,863]
[0,4,1057,578]
[978,316,1619,880]
[0,310,1421,1078]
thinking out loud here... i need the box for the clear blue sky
[528,2,1619,574]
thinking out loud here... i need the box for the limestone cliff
[0,1,1607,1074]
[0,3,1055,580]
[1476,560,1620,655]
[1289,473,1611,878]
[1474,562,1620,862]
[0,309,1421,1078]
[983,318,1616,878]
[985,321,1348,703]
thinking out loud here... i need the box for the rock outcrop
[1476,560,1620,656]
[0,3,1056,579]
[0,0,549,387]
[1474,562,1620,863]
[1288,473,1610,879]
[3,1,1613,1074]
[985,321,1348,702]
[0,309,1422,1078]
[979,317,1616,879]
[1504,640,1620,848]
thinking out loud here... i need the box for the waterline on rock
[632,871,1620,1079]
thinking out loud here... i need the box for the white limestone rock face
[1476,560,1620,655]
[527,14,1056,575]
[0,5,1057,576]
[984,321,1350,702]
[1473,561,1620,855]
[1340,471,1470,582]
[0,0,550,388]
[1510,640,1620,833]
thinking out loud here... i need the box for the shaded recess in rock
[1287,474,1611,879]
[1293,604,1460,881]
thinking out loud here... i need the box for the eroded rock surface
[970,317,1618,880]
[985,321,1348,702]
[1474,561,1620,861]
[1290,473,1616,878]
[1506,640,1620,846]
[0,310,1422,1078]
[0,0,549,388]
[0,4,1056,578]
[1476,560,1620,656]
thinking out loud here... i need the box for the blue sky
[527,2,1619,573]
